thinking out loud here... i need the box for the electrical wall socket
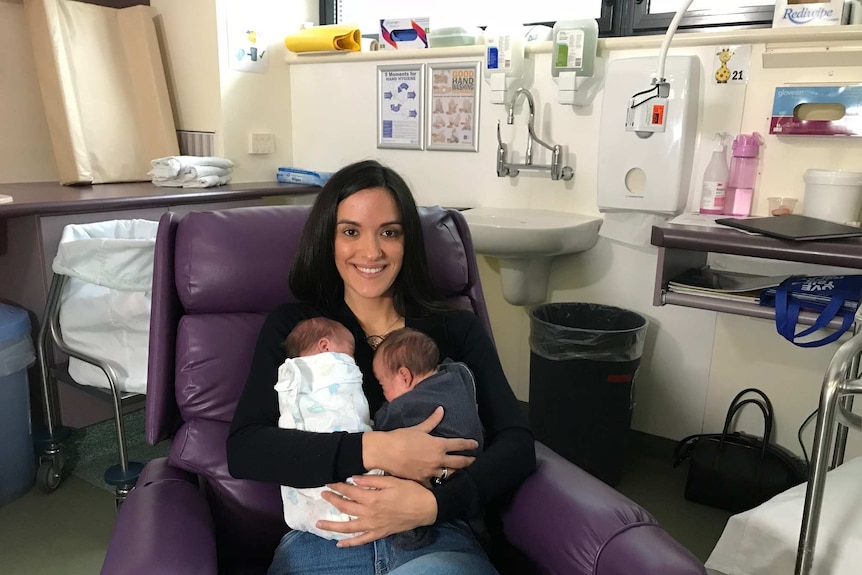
[248,132,275,154]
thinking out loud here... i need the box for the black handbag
[673,388,808,513]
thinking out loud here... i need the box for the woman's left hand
[318,475,437,547]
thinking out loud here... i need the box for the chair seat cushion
[171,418,285,564]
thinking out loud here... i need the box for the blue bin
[0,303,36,505]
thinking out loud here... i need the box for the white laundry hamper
[52,219,159,395]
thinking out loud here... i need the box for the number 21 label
[712,45,751,85]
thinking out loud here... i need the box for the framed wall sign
[426,61,480,152]
[377,63,425,150]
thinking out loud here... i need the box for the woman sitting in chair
[227,159,536,575]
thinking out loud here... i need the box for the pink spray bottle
[724,132,764,217]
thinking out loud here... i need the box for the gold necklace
[363,316,403,350]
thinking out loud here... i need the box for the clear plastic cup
[768,197,798,216]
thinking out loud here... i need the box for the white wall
[151,0,316,182]
[289,36,862,458]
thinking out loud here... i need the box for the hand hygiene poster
[380,69,422,147]
[429,66,476,148]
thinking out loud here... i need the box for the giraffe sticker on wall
[715,48,733,83]
[712,45,751,85]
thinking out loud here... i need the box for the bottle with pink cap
[724,132,764,217]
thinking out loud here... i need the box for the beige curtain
[25,0,178,184]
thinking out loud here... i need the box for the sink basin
[461,207,602,258]
[460,207,602,306]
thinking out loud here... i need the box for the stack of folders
[667,267,792,304]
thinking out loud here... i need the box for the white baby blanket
[275,352,373,540]
[149,155,234,179]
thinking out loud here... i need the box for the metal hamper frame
[33,272,144,507]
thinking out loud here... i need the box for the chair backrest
[143,204,490,566]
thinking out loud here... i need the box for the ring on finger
[431,467,448,487]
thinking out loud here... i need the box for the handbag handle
[719,398,770,459]
[726,387,775,442]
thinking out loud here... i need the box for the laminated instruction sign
[377,64,424,150]
[427,61,480,152]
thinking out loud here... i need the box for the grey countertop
[652,222,862,269]
[0,181,318,218]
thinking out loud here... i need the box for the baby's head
[372,328,439,402]
[285,317,355,358]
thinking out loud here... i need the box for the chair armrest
[101,458,217,575]
[502,443,705,575]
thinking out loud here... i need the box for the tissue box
[380,18,429,50]
[770,85,862,136]
[772,0,847,27]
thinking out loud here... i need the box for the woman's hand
[363,406,478,482]
[318,475,437,547]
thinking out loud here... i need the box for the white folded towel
[153,174,231,188]
[183,175,232,188]
[150,156,234,179]
[149,165,232,184]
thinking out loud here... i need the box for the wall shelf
[651,223,862,329]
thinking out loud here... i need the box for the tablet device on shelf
[715,214,862,241]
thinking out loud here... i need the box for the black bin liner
[529,303,648,486]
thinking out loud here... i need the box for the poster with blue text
[377,64,424,150]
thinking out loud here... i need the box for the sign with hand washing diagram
[427,61,480,152]
[377,64,424,150]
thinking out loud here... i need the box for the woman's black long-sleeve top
[227,301,536,523]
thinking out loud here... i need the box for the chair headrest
[174,205,469,314]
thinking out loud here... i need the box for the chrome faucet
[496,88,573,181]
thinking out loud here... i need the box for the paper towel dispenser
[597,55,700,214]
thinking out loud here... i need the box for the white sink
[460,207,602,306]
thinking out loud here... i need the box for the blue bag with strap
[759,275,862,348]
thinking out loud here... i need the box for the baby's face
[372,353,410,402]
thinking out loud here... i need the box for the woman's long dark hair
[289,160,451,316]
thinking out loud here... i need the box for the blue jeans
[267,521,498,575]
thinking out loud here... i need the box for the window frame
[320,0,778,38]
[627,0,775,36]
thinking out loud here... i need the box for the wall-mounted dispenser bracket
[555,57,606,107]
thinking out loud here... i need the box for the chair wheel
[36,455,65,493]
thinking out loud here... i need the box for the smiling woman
[227,158,536,574]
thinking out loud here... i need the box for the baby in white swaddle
[275,316,378,540]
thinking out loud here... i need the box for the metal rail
[795,329,862,575]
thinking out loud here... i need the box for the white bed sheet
[706,455,862,575]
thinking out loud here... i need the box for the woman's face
[334,187,404,306]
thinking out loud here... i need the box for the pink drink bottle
[724,132,763,216]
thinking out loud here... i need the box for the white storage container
[428,26,482,48]
[802,169,862,225]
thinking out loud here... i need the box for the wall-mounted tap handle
[496,121,509,178]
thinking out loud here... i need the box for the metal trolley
[795,326,862,575]
[33,272,144,507]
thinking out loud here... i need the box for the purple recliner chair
[100,205,706,575]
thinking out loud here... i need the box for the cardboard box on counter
[380,18,430,50]
[772,0,848,27]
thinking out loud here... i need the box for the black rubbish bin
[528,303,648,486]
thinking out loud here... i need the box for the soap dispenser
[699,132,729,215]
[550,19,598,105]
[484,25,526,105]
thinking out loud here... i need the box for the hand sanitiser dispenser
[597,55,700,214]
[551,19,598,106]
[484,26,525,105]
